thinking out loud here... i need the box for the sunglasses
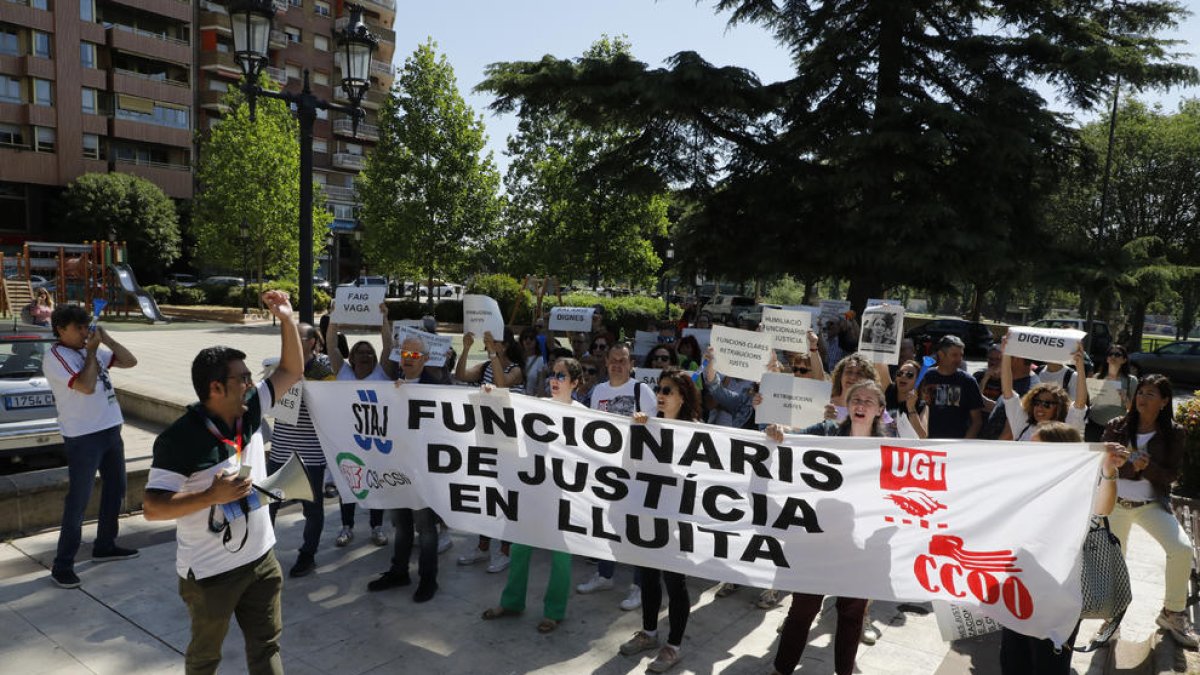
[658,336,676,344]
[550,372,570,381]
[793,366,811,375]
[651,354,671,362]
[1107,351,1126,358]
[400,350,424,359]
[896,371,916,378]
[593,343,608,350]
[655,385,678,396]
[583,367,599,375]
[1031,398,1058,409]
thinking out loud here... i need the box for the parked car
[739,303,783,330]
[312,276,331,294]
[166,273,198,288]
[701,295,756,321]
[356,275,388,287]
[904,318,996,358]
[0,326,62,460]
[1030,318,1112,361]
[1129,341,1200,385]
[201,276,245,287]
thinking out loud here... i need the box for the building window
[0,28,18,57]
[81,88,97,114]
[0,124,22,147]
[315,107,327,120]
[33,79,52,106]
[284,26,301,44]
[289,0,302,6]
[0,76,20,104]
[83,134,101,160]
[331,203,354,220]
[80,42,97,68]
[314,1,330,17]
[312,70,329,86]
[314,35,329,52]
[31,0,49,9]
[31,31,51,59]
[80,0,94,22]
[34,127,54,153]
[285,63,300,80]
[313,138,327,154]
[115,95,190,129]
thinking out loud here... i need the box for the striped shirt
[482,361,522,394]
[269,354,334,466]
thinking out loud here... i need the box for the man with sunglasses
[143,290,302,675]
[45,304,139,589]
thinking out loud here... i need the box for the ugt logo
[880,446,948,521]
[915,534,1033,620]
[352,389,392,454]
[336,452,369,500]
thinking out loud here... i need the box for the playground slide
[109,264,169,323]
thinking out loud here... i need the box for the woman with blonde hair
[26,287,53,327]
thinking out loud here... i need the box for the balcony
[266,66,287,86]
[332,118,378,141]
[323,184,356,202]
[199,50,241,79]
[111,68,191,107]
[271,0,287,13]
[199,89,230,112]
[335,16,394,45]
[115,157,193,198]
[359,0,394,12]
[269,30,287,49]
[107,24,191,65]
[332,153,366,171]
[371,60,394,78]
[199,9,230,34]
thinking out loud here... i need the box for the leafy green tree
[498,38,669,289]
[479,1,1196,313]
[358,40,501,301]
[60,172,181,280]
[192,73,330,282]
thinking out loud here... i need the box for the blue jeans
[266,458,325,557]
[54,425,126,573]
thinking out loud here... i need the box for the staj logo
[880,446,948,525]
[914,534,1033,620]
[352,389,393,454]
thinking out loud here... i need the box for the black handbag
[1074,516,1132,652]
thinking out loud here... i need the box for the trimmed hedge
[542,293,681,338]
[466,274,533,321]
[143,284,171,303]
[172,287,207,306]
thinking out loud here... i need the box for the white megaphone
[256,454,315,503]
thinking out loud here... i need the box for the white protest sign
[306,380,1102,647]
[463,294,505,340]
[756,373,832,428]
[819,299,851,326]
[858,304,905,363]
[330,286,386,325]
[634,368,662,388]
[682,328,711,351]
[1004,326,1087,364]
[710,326,774,382]
[633,331,659,358]
[932,601,1003,641]
[392,326,451,367]
[760,307,813,352]
[270,380,303,425]
[867,298,900,308]
[1086,378,1125,410]
[548,306,594,332]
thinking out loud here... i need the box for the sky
[389,0,1200,174]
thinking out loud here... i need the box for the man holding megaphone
[143,290,303,675]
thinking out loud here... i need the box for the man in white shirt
[143,291,302,675]
[44,304,138,589]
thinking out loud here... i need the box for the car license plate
[5,392,54,409]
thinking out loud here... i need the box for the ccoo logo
[352,389,393,454]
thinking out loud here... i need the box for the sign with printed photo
[858,304,905,363]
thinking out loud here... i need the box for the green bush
[466,274,532,321]
[314,290,331,313]
[434,300,463,323]
[543,293,680,338]
[143,284,171,304]
[384,300,426,321]
[171,287,207,306]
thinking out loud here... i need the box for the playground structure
[0,241,166,323]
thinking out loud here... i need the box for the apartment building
[198,0,394,281]
[0,0,394,264]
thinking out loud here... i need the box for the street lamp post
[239,218,250,316]
[663,246,675,321]
[229,0,377,325]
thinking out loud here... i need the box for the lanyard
[204,416,243,466]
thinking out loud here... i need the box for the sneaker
[437,530,453,554]
[648,645,682,673]
[619,630,659,656]
[576,572,614,594]
[487,551,510,574]
[51,569,80,589]
[715,582,739,598]
[1156,608,1200,648]
[323,482,338,498]
[756,589,782,609]
[92,545,140,562]
[413,580,438,603]
[861,622,881,645]
[367,569,410,592]
[457,548,489,566]
[289,553,316,578]
[619,585,642,611]
[335,526,354,547]
[370,526,389,546]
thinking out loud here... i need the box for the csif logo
[352,389,392,454]
[336,452,369,500]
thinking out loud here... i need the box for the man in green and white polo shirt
[143,290,302,675]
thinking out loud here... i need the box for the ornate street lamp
[228,0,378,324]
[663,246,675,321]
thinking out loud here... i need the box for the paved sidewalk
[1,323,1189,674]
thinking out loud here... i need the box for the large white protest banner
[859,304,905,363]
[760,308,812,352]
[330,286,386,325]
[710,326,774,382]
[392,326,451,367]
[463,294,505,339]
[756,373,832,428]
[933,601,1003,641]
[549,306,594,333]
[1005,326,1087,364]
[305,380,1100,646]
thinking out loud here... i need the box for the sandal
[537,618,559,633]
[482,606,521,620]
